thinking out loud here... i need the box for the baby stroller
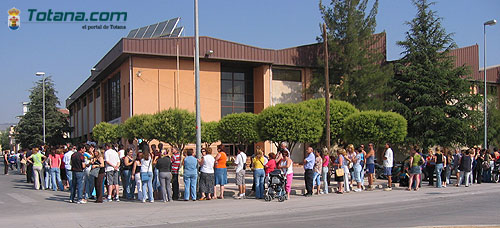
[264,170,287,202]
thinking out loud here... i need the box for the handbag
[335,167,345,177]
[141,159,152,180]
[89,167,100,178]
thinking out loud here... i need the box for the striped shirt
[171,153,181,174]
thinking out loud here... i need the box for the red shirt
[265,159,276,174]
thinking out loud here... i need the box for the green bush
[201,121,220,148]
[218,113,259,152]
[343,111,407,146]
[121,114,155,142]
[300,98,359,144]
[92,122,120,144]
[257,102,323,152]
[152,108,196,151]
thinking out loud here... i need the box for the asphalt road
[1,166,499,228]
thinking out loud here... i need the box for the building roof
[66,33,387,107]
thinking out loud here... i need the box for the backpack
[482,161,491,170]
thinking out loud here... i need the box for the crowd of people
[3,140,500,204]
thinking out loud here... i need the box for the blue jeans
[84,168,94,199]
[50,168,63,191]
[142,172,154,202]
[353,164,362,183]
[183,173,197,200]
[122,169,133,199]
[254,169,265,199]
[70,171,85,202]
[313,172,321,186]
[44,167,51,189]
[153,168,160,190]
[435,163,444,188]
[321,166,329,193]
[66,169,73,190]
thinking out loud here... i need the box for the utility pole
[194,0,202,158]
[323,24,331,155]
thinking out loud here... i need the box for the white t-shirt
[118,149,125,159]
[104,149,120,172]
[63,150,74,170]
[140,158,153,173]
[234,152,247,173]
[383,148,394,168]
[200,155,215,173]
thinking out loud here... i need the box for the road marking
[7,193,37,203]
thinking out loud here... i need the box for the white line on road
[7,193,36,203]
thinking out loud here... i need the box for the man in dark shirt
[70,145,87,204]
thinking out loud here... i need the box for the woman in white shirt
[198,148,215,200]
[140,149,154,203]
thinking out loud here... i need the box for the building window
[95,86,101,98]
[82,97,87,107]
[88,91,93,103]
[105,73,121,121]
[272,68,301,82]
[220,68,254,117]
[76,101,81,111]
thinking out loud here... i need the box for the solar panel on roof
[161,18,179,37]
[143,23,158,38]
[169,27,183,37]
[135,26,148,38]
[126,17,182,39]
[151,21,168,38]
[127,29,139,38]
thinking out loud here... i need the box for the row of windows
[221,68,254,117]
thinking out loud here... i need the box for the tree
[152,109,196,151]
[1,130,10,151]
[201,121,219,148]
[478,96,500,147]
[257,103,323,153]
[16,77,71,148]
[92,122,120,144]
[121,114,155,142]
[315,0,393,110]
[343,111,407,146]
[218,113,259,153]
[389,0,481,148]
[301,98,359,145]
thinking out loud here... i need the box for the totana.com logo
[8,7,20,30]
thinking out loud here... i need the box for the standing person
[156,149,172,203]
[49,149,64,191]
[352,148,363,192]
[104,143,121,202]
[445,148,453,185]
[383,143,394,191]
[303,147,315,197]
[170,147,181,200]
[122,149,135,200]
[131,152,143,201]
[20,150,27,175]
[408,147,424,191]
[152,144,162,200]
[264,152,277,188]
[28,148,46,190]
[199,148,215,200]
[183,150,198,201]
[359,145,366,190]
[214,145,228,199]
[333,149,346,194]
[475,149,484,184]
[425,149,435,186]
[3,150,9,175]
[252,149,266,199]
[63,146,75,191]
[91,148,105,203]
[83,146,94,200]
[140,149,154,203]
[458,149,473,187]
[234,146,247,199]
[346,144,356,189]
[312,150,323,194]
[483,150,493,182]
[321,149,330,194]
[70,145,87,204]
[453,149,462,186]
[434,147,445,188]
[366,143,376,190]
[278,150,293,199]
[26,149,34,183]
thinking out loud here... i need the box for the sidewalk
[177,165,393,197]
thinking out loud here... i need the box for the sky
[1,0,499,124]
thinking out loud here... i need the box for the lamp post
[194,0,201,158]
[483,19,497,150]
[35,72,46,145]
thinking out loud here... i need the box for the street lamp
[35,71,46,145]
[483,19,496,150]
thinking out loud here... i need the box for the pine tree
[315,0,392,110]
[16,77,71,148]
[389,0,481,148]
